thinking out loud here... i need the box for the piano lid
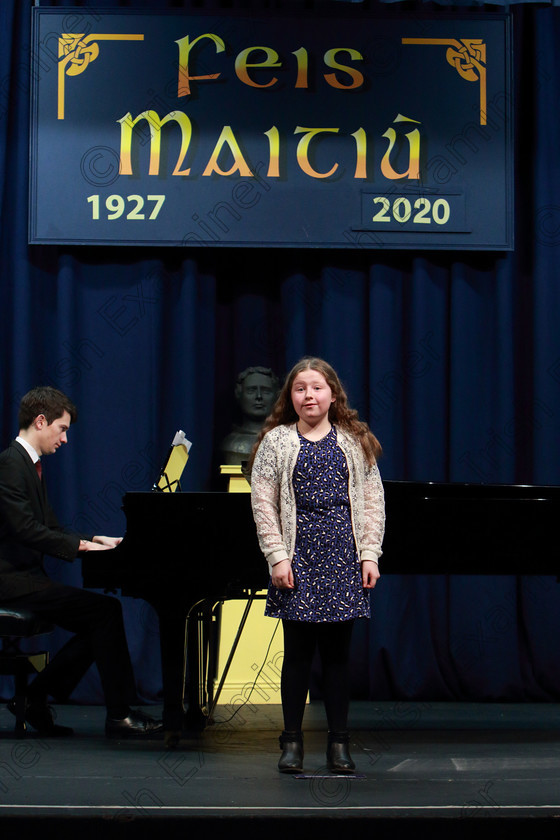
[381,480,560,575]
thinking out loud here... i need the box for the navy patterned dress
[265,427,370,622]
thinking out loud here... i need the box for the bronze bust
[220,367,279,465]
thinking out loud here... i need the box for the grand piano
[82,490,269,737]
[82,481,560,739]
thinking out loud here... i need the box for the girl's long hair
[248,357,382,467]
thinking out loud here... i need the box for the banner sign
[29,9,513,249]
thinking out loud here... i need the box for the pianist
[0,386,162,738]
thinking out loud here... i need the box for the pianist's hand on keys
[79,536,123,551]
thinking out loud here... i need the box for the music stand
[153,430,192,492]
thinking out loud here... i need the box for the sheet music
[157,430,192,492]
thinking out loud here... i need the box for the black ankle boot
[327,731,355,774]
[278,730,304,773]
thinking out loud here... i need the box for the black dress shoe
[105,709,163,739]
[326,731,355,774]
[278,730,304,773]
[7,698,74,737]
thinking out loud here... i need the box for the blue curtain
[1,0,560,705]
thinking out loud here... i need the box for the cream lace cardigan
[250,424,385,572]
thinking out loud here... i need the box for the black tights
[281,619,354,732]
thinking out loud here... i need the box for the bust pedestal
[219,464,251,493]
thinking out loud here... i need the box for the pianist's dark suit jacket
[0,440,86,601]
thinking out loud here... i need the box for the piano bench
[0,606,54,735]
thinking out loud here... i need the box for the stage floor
[1,701,560,837]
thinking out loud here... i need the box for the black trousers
[281,618,355,733]
[5,582,137,711]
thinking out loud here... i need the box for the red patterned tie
[35,460,42,480]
